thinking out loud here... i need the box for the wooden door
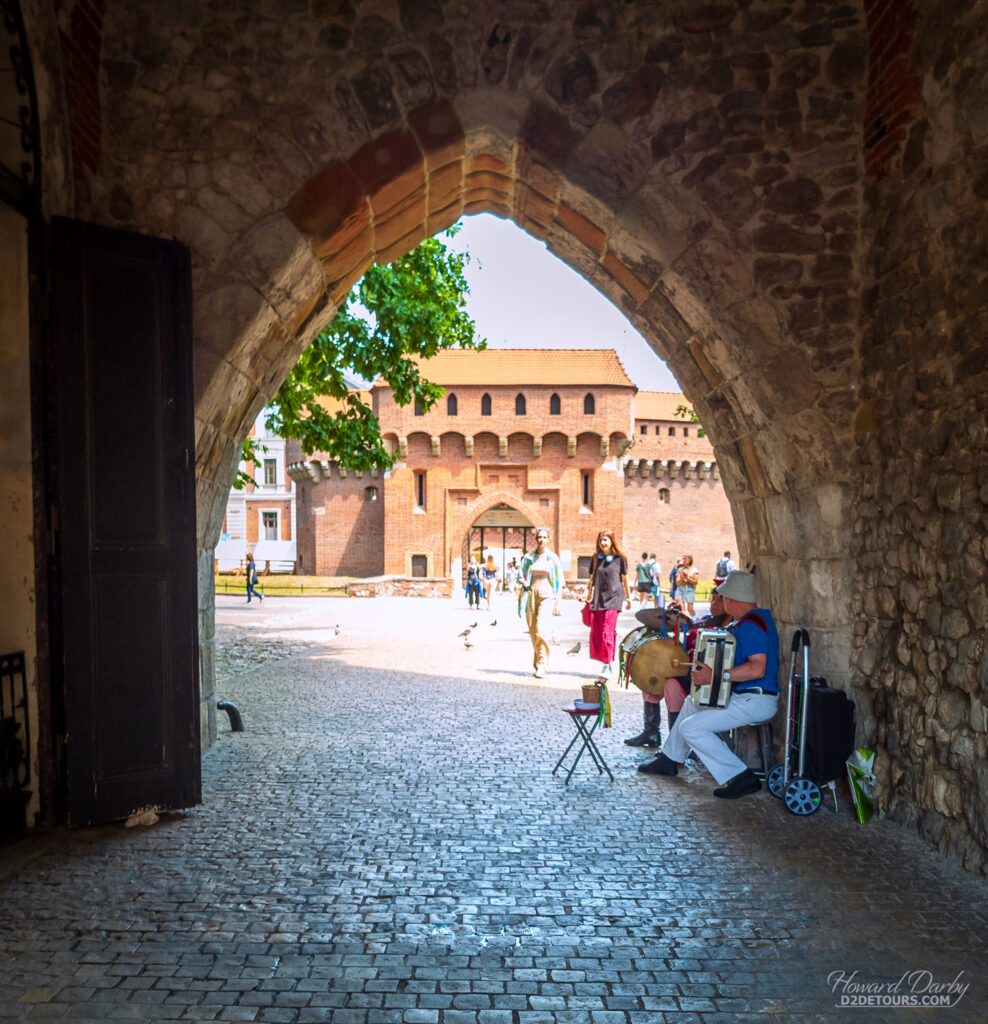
[50,217,200,825]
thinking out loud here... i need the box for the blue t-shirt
[730,608,779,693]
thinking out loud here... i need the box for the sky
[445,214,680,393]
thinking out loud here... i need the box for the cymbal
[627,636,689,695]
[635,607,695,632]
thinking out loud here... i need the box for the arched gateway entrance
[10,1,988,870]
[464,503,535,584]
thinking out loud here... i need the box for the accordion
[690,628,737,709]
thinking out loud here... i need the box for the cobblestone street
[1,595,985,1022]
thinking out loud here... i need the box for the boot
[624,700,660,747]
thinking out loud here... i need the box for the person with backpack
[715,550,736,581]
[245,553,263,603]
[465,556,482,609]
[634,552,653,606]
[648,553,662,607]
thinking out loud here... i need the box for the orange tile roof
[634,391,691,421]
[312,391,372,415]
[374,349,636,388]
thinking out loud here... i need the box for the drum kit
[619,608,736,709]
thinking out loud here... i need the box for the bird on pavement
[567,642,581,655]
[457,628,471,638]
[334,624,341,635]
[464,639,473,649]
[469,621,478,628]
[490,619,497,627]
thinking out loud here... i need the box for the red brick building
[289,350,737,585]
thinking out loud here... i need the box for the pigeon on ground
[567,642,581,655]
[458,628,471,638]
[470,621,478,628]
[490,619,497,627]
[464,639,473,649]
[334,624,342,635]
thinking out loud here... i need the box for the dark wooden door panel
[50,217,200,825]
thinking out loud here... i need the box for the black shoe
[713,769,761,799]
[637,753,679,776]
[624,730,659,748]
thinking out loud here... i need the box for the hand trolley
[768,629,856,815]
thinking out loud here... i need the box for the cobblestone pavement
[1,596,985,1023]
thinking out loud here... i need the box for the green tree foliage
[236,230,484,485]
[675,403,705,437]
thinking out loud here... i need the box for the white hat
[715,570,757,603]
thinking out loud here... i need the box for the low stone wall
[349,576,453,599]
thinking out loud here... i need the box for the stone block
[408,99,465,170]
[285,159,365,239]
[348,129,425,218]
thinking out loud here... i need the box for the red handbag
[581,602,592,627]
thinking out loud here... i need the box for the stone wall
[349,576,453,599]
[17,0,986,871]
[852,0,988,874]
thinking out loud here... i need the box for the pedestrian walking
[465,556,482,609]
[635,552,652,606]
[585,529,631,679]
[246,552,263,603]
[518,527,564,678]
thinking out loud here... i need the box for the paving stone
[0,597,986,1024]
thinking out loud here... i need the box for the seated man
[638,571,779,799]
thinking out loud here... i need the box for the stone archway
[23,0,988,870]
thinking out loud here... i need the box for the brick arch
[449,489,547,573]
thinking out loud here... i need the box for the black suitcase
[802,678,856,785]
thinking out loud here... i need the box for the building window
[411,555,428,577]
[415,471,426,510]
[581,471,593,508]
[515,393,526,415]
[414,399,424,416]
[640,424,647,435]
[262,511,279,540]
[263,459,277,485]
[577,556,593,579]
[365,486,378,502]
[659,488,670,504]
[655,425,660,434]
[550,393,561,415]
[668,426,676,436]
[683,427,689,437]
[447,393,458,416]
[584,393,595,415]
[481,393,492,416]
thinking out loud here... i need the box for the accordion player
[690,627,737,709]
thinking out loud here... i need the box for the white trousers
[661,692,778,785]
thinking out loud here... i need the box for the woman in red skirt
[586,529,632,680]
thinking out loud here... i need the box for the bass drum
[620,629,688,697]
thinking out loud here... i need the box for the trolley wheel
[784,778,821,816]
[767,764,786,799]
